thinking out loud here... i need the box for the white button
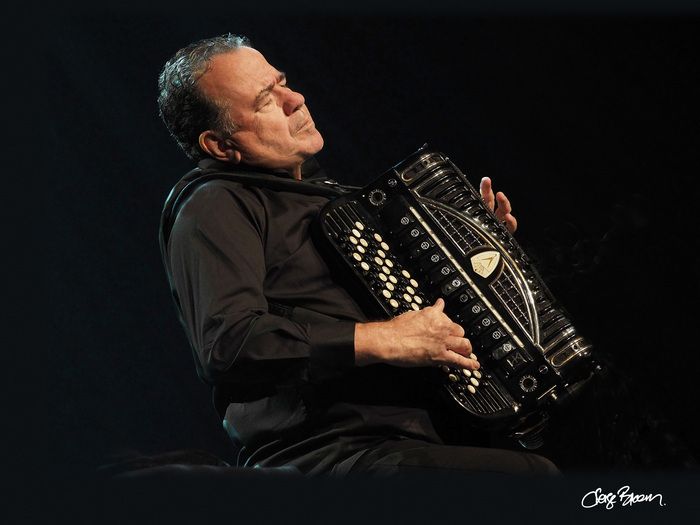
[355,221,365,231]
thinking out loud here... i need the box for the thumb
[433,298,445,312]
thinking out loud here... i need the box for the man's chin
[313,133,324,153]
[305,130,324,156]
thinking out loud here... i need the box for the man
[157,34,557,475]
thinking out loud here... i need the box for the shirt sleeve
[166,181,356,388]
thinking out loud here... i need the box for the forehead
[197,47,278,104]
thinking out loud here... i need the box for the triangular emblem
[470,250,501,278]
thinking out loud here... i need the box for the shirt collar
[196,156,324,181]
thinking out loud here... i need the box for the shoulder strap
[160,168,357,249]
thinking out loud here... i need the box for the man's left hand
[480,177,518,234]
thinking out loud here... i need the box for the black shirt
[160,158,444,474]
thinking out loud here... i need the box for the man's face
[197,47,324,173]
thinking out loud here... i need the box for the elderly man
[158,34,556,475]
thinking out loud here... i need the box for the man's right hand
[354,298,479,370]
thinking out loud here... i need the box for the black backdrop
[45,6,700,492]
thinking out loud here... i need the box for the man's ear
[198,130,242,164]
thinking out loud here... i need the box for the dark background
[44,4,700,485]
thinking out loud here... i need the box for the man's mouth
[295,117,313,134]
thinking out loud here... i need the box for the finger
[480,177,495,211]
[495,191,512,214]
[443,350,480,370]
[432,298,445,313]
[448,322,465,338]
[504,213,518,234]
[445,335,472,356]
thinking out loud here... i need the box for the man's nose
[282,88,305,116]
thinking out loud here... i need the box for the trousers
[329,437,560,477]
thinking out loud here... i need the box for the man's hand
[354,298,479,370]
[480,177,518,234]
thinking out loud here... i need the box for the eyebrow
[254,71,286,107]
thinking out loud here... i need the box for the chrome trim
[548,336,592,368]
[417,198,540,346]
[407,204,526,350]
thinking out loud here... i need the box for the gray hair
[157,34,251,160]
